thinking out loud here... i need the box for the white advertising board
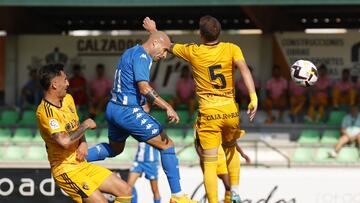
[134,167,360,203]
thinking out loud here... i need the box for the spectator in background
[89,64,112,118]
[307,64,332,122]
[169,65,195,120]
[288,80,307,123]
[329,106,360,158]
[264,65,288,124]
[356,77,360,106]
[68,64,89,111]
[236,66,260,109]
[332,68,355,108]
[20,67,43,110]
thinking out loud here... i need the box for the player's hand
[76,141,88,161]
[143,17,158,33]
[83,118,97,130]
[166,107,179,124]
[247,92,258,122]
[241,153,251,164]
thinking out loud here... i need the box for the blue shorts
[130,161,159,180]
[106,102,163,142]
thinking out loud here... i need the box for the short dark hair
[199,15,221,42]
[96,63,105,69]
[38,63,64,91]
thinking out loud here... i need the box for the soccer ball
[290,60,318,87]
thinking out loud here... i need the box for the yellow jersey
[36,94,83,176]
[173,42,245,108]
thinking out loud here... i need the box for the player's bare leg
[84,189,108,203]
[150,179,161,203]
[98,173,132,203]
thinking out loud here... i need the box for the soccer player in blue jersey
[128,142,161,203]
[86,31,197,203]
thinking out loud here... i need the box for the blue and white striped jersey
[110,45,152,106]
[134,142,159,162]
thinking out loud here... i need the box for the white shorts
[345,127,360,138]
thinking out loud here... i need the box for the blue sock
[131,187,137,203]
[154,199,160,203]
[160,147,181,193]
[85,143,115,162]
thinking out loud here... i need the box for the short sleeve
[231,44,245,62]
[172,43,192,62]
[37,109,66,136]
[134,53,151,82]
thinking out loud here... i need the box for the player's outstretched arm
[52,118,96,149]
[235,60,258,121]
[143,17,158,33]
[138,81,179,124]
[143,17,176,54]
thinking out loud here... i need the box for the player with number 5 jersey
[143,16,258,203]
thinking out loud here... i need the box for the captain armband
[145,89,159,105]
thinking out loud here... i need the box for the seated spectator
[264,65,288,124]
[235,66,260,109]
[89,64,112,118]
[332,68,355,108]
[169,65,195,119]
[19,67,43,110]
[356,77,360,105]
[288,80,307,123]
[307,64,332,122]
[329,106,360,158]
[68,64,89,111]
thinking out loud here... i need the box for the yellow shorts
[196,102,242,149]
[217,146,228,175]
[54,162,112,203]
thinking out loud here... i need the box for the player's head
[39,63,69,98]
[199,15,221,43]
[145,31,171,62]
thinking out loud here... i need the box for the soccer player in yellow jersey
[143,16,258,203]
[36,63,132,203]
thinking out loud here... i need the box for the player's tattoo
[68,124,88,141]
[145,89,159,105]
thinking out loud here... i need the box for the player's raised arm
[143,17,158,33]
[137,81,179,124]
[52,118,96,149]
[235,60,258,121]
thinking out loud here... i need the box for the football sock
[159,147,182,194]
[115,196,132,203]
[224,190,231,203]
[203,154,218,203]
[154,199,161,203]
[85,143,116,162]
[224,146,240,186]
[131,187,137,203]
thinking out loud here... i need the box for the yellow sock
[224,190,231,203]
[115,196,132,203]
[224,146,240,186]
[203,154,218,203]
